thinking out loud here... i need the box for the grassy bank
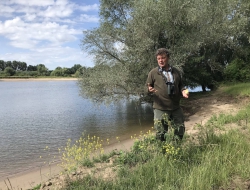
[43,83,250,190]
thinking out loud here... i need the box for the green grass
[63,128,250,189]
[222,82,250,96]
[62,123,250,189]
[57,83,250,190]
[32,184,41,190]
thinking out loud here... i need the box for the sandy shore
[0,138,135,190]
[0,77,78,82]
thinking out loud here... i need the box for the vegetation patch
[38,84,250,190]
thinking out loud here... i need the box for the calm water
[0,80,153,179]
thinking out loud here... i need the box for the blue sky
[0,0,100,70]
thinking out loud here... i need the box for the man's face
[157,54,169,68]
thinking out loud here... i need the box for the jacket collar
[158,66,172,73]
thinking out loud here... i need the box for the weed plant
[59,134,105,172]
[60,108,250,190]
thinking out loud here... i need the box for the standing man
[145,48,189,141]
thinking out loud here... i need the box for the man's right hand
[148,83,157,93]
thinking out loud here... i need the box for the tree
[0,60,5,71]
[5,61,12,68]
[12,60,18,70]
[79,0,247,102]
[71,64,82,74]
[27,65,37,71]
[4,67,15,76]
[50,67,72,77]
[50,67,63,76]
[37,64,49,76]
[183,40,234,91]
[61,68,72,76]
[19,62,27,71]
[224,58,250,81]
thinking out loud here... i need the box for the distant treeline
[0,60,85,77]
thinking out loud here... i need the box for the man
[145,48,188,141]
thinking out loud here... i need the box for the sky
[0,0,100,70]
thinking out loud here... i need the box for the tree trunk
[202,85,206,92]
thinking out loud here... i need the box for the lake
[0,80,153,179]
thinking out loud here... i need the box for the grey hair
[155,48,170,57]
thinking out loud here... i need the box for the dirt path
[182,90,249,135]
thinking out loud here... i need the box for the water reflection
[0,81,153,178]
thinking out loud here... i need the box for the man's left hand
[182,89,189,98]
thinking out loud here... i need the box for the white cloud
[8,0,55,7]
[0,0,99,69]
[23,13,37,22]
[0,4,15,14]
[0,17,81,49]
[40,4,74,18]
[78,4,99,12]
[0,1,99,18]
[79,14,99,23]
[15,6,41,16]
[10,39,39,49]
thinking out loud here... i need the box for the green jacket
[145,66,185,110]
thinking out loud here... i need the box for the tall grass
[222,82,250,96]
[63,128,250,189]
[62,119,250,189]
[57,83,250,190]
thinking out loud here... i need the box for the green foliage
[0,60,5,71]
[183,40,233,91]
[224,58,250,82]
[80,0,249,102]
[0,60,27,71]
[32,184,41,190]
[50,67,73,77]
[0,59,84,78]
[4,67,16,76]
[37,64,49,76]
[78,64,134,103]
[27,65,37,71]
[50,67,63,76]
[71,64,82,74]
[81,158,95,168]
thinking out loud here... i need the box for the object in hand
[184,89,189,95]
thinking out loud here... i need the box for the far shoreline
[0,77,78,82]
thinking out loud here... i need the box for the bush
[4,67,16,76]
[224,58,250,82]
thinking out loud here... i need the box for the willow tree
[79,0,243,103]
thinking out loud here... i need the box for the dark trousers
[154,107,185,141]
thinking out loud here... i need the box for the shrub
[224,58,250,82]
[4,67,15,76]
